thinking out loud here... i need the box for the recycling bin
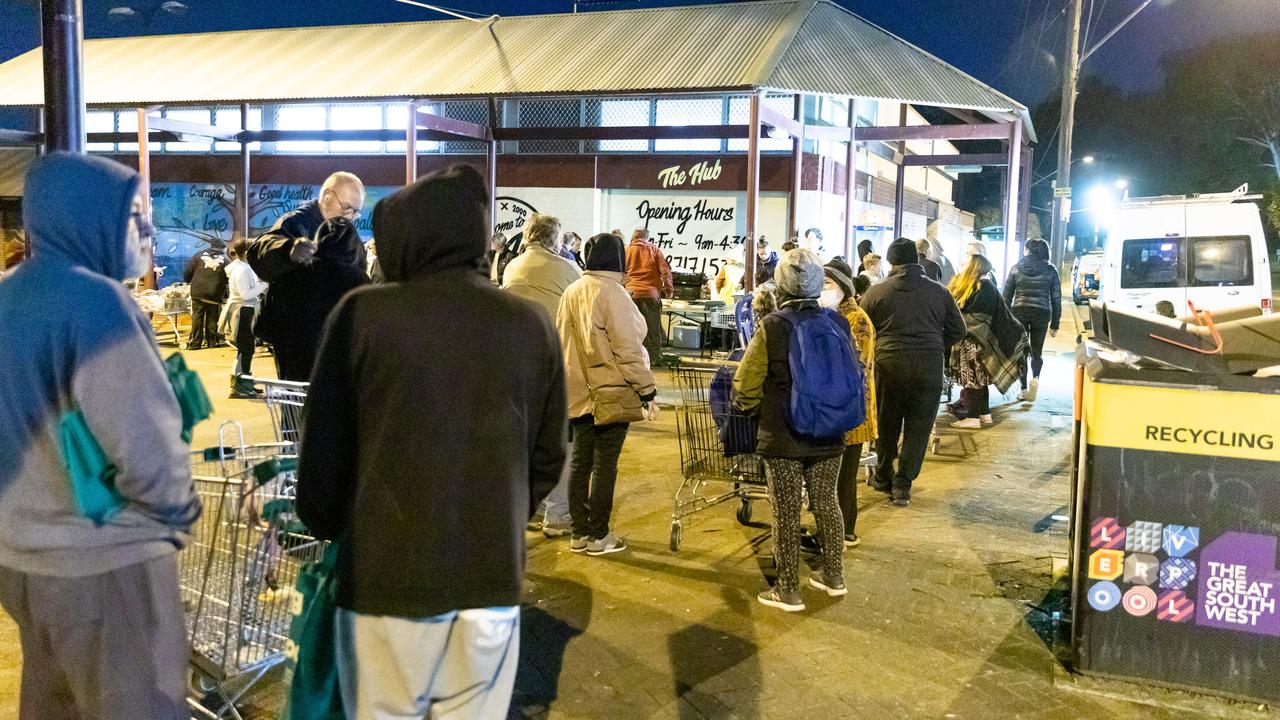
[1071,352,1280,703]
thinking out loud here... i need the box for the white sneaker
[1019,379,1039,403]
[586,533,628,556]
[951,417,982,429]
[979,414,993,426]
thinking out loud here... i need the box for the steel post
[40,0,85,153]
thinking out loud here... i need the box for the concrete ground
[0,306,1270,719]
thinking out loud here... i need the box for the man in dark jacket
[246,171,368,381]
[915,238,943,283]
[182,244,228,349]
[296,164,567,719]
[1003,238,1061,402]
[860,238,965,506]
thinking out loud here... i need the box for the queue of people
[0,150,1064,718]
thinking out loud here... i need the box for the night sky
[0,0,1277,107]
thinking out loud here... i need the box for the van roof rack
[1120,183,1263,208]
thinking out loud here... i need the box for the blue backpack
[774,307,865,439]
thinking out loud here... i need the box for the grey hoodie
[0,153,200,577]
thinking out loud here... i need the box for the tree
[1232,79,1280,182]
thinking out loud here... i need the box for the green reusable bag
[164,352,213,444]
[59,352,212,524]
[282,543,346,720]
[59,408,126,525]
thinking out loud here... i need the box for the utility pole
[1049,0,1083,266]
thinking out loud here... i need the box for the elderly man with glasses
[245,171,370,382]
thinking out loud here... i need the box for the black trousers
[232,307,256,378]
[633,298,664,366]
[568,417,630,539]
[1013,308,1051,388]
[837,443,863,536]
[874,353,944,494]
[960,387,990,416]
[272,344,315,383]
[188,299,222,348]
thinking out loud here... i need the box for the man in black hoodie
[297,164,567,719]
[860,238,965,505]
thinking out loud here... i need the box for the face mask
[819,288,843,309]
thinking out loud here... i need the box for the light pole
[1049,0,1160,266]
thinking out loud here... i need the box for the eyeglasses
[326,190,362,220]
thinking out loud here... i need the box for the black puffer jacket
[1003,257,1062,330]
[860,264,966,358]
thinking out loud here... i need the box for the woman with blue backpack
[733,249,865,612]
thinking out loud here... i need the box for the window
[117,110,139,152]
[163,108,213,153]
[596,99,649,152]
[86,110,115,153]
[518,98,580,154]
[1191,236,1253,287]
[1121,238,1183,289]
[655,97,722,152]
[329,104,382,153]
[275,104,327,153]
[442,100,488,154]
[727,95,793,152]
[386,103,440,154]
[213,106,261,152]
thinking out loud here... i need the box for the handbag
[282,542,347,720]
[59,352,212,525]
[568,315,645,426]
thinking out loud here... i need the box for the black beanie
[886,237,919,266]
[585,232,626,272]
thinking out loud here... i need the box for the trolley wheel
[669,521,683,552]
[189,668,218,696]
[735,498,753,526]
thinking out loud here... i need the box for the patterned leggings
[763,455,845,595]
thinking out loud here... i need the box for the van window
[1121,238,1182,289]
[1191,236,1252,287]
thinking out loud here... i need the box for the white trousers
[336,606,520,720]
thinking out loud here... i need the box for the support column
[788,94,803,241]
[844,99,858,261]
[136,108,153,289]
[744,93,761,291]
[406,99,419,185]
[1019,145,1033,239]
[486,136,497,234]
[892,103,908,239]
[41,0,85,153]
[238,103,251,241]
[1004,119,1024,279]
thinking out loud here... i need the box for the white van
[1100,184,1272,314]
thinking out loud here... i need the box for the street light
[1081,155,1095,165]
[1114,178,1128,190]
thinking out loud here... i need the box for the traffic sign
[1054,186,1073,198]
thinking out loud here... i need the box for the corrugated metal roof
[0,0,1025,116]
[767,3,1024,114]
[0,150,35,196]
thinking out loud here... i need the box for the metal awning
[0,0,1028,130]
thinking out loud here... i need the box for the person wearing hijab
[246,213,369,382]
[297,164,567,719]
[734,249,851,612]
[556,232,659,557]
[0,153,200,719]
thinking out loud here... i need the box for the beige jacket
[556,270,657,419]
[502,244,582,320]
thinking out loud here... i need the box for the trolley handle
[252,456,299,488]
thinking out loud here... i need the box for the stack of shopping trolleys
[183,379,317,720]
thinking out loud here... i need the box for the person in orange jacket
[623,228,673,365]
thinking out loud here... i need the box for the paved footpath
[0,322,1270,719]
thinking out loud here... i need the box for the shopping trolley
[252,378,310,448]
[670,358,769,551]
[183,422,326,720]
